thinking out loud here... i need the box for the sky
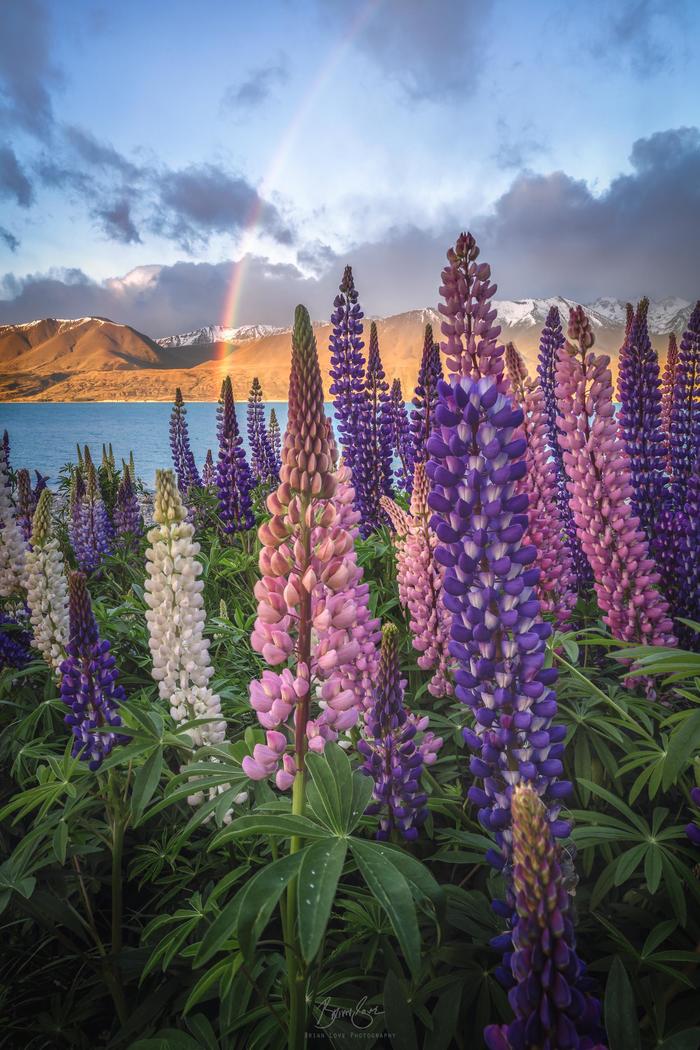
[0,0,698,337]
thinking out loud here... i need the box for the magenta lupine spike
[438,231,505,383]
[16,468,34,543]
[169,387,201,493]
[617,299,667,543]
[555,308,676,648]
[328,265,367,479]
[268,408,282,473]
[537,306,590,588]
[389,378,415,494]
[669,301,700,509]
[113,465,142,540]
[201,449,215,487]
[358,624,442,841]
[505,344,576,624]
[660,332,679,472]
[247,305,379,787]
[215,376,255,533]
[411,324,443,464]
[381,462,454,697]
[59,572,127,770]
[72,460,113,573]
[246,376,277,486]
[484,784,607,1050]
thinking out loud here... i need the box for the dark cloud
[0,147,34,207]
[0,0,60,135]
[222,57,289,111]
[0,228,19,252]
[63,125,141,180]
[320,0,495,100]
[152,164,294,250]
[95,199,141,244]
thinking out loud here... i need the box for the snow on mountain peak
[157,323,288,348]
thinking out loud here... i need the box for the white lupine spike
[25,491,68,673]
[0,447,27,597]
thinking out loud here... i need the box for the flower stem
[286,770,307,1049]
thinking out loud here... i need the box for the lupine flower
[669,302,700,508]
[59,572,126,770]
[1,430,9,467]
[71,459,113,573]
[144,469,226,747]
[356,320,394,527]
[537,306,590,587]
[0,445,27,597]
[388,378,415,494]
[328,265,367,478]
[438,231,504,382]
[25,490,69,673]
[484,783,607,1050]
[0,611,32,670]
[247,304,379,787]
[505,343,577,624]
[215,376,255,533]
[68,468,85,555]
[201,449,215,487]
[674,458,700,647]
[358,624,442,841]
[246,376,277,485]
[410,323,443,465]
[114,465,143,540]
[33,470,48,502]
[16,469,35,543]
[660,332,679,472]
[170,387,202,493]
[268,409,282,473]
[381,462,453,696]
[617,299,667,544]
[686,786,700,847]
[555,308,676,648]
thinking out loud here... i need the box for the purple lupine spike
[362,321,394,504]
[33,470,48,501]
[0,610,32,670]
[201,448,216,487]
[215,376,255,533]
[686,786,700,847]
[358,623,442,841]
[1,431,9,468]
[16,468,34,542]
[246,376,277,485]
[660,332,679,472]
[389,378,415,495]
[169,387,201,493]
[59,572,127,770]
[537,306,590,587]
[675,458,700,648]
[71,460,113,573]
[617,298,667,544]
[328,265,367,479]
[669,301,700,509]
[113,465,142,540]
[438,231,504,382]
[484,784,607,1050]
[268,409,282,474]
[410,324,443,464]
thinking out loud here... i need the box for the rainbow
[218,0,381,350]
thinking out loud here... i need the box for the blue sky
[0,0,698,335]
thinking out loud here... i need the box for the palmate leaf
[236,850,306,960]
[604,957,641,1050]
[350,839,422,977]
[305,744,374,835]
[297,838,347,963]
[211,813,328,846]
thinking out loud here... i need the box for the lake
[0,401,306,488]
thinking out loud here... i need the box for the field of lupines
[1,232,699,1050]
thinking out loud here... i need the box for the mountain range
[0,297,692,403]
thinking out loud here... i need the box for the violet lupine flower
[215,376,255,533]
[686,786,700,847]
[388,378,414,495]
[2,430,9,467]
[410,324,443,466]
[536,306,590,588]
[484,784,607,1050]
[617,299,667,544]
[246,376,277,485]
[555,308,676,648]
[33,470,48,501]
[169,387,202,493]
[201,449,216,487]
[0,611,32,670]
[660,332,679,472]
[71,460,113,573]
[505,343,576,625]
[16,468,34,543]
[358,623,442,841]
[362,320,394,501]
[247,305,379,788]
[328,265,367,478]
[674,458,700,647]
[268,409,282,473]
[59,572,127,770]
[113,465,143,540]
[669,302,700,509]
[381,462,454,697]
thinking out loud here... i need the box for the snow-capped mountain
[587,296,692,334]
[157,323,287,348]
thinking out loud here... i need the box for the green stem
[553,651,656,743]
[286,771,307,1049]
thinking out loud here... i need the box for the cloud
[592,0,692,76]
[63,125,141,180]
[0,228,19,252]
[0,147,34,207]
[95,199,142,244]
[222,57,289,111]
[492,119,548,171]
[0,0,60,135]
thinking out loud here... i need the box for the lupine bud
[660,332,679,473]
[484,784,607,1050]
[202,449,216,487]
[410,323,443,465]
[59,573,126,770]
[438,231,504,382]
[328,265,367,480]
[71,459,113,573]
[16,468,34,542]
[247,376,277,486]
[215,376,255,533]
[355,321,394,530]
[114,465,142,541]
[358,624,442,841]
[170,387,201,493]
[268,408,282,473]
[25,490,69,672]
[388,378,415,494]
[0,444,27,596]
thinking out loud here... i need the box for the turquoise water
[0,401,304,488]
